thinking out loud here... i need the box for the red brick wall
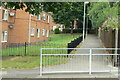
[0,7,2,46]
[1,8,57,44]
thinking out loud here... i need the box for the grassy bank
[2,56,68,69]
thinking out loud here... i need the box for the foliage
[62,28,83,33]
[102,17,118,30]
[88,2,119,30]
[63,29,71,33]
[0,2,43,15]
[50,2,84,34]
[54,28,60,34]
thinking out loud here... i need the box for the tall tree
[43,2,84,34]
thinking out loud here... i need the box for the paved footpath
[2,34,119,78]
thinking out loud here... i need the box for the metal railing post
[89,49,92,75]
[24,42,27,56]
[40,48,42,76]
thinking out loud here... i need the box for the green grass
[2,56,68,69]
[44,34,81,45]
[2,34,81,56]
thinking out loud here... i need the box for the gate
[40,48,120,76]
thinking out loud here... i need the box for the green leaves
[88,2,119,30]
[1,2,43,15]
[47,2,84,27]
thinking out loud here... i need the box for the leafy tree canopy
[88,2,119,30]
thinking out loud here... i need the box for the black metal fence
[2,42,67,57]
[2,36,83,57]
[67,36,84,54]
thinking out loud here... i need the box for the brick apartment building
[0,7,58,44]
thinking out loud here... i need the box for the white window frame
[31,28,35,36]
[37,15,41,20]
[46,30,49,37]
[1,31,8,42]
[37,28,40,38]
[42,14,46,20]
[2,9,8,21]
[31,14,35,16]
[47,16,50,23]
[42,29,45,36]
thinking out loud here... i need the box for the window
[37,28,40,38]
[31,14,35,16]
[37,15,41,20]
[46,30,49,37]
[2,31,7,42]
[42,14,46,20]
[31,28,35,36]
[47,16,50,23]
[42,29,45,36]
[2,10,8,20]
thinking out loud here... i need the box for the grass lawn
[2,56,68,69]
[43,33,81,45]
[2,33,81,69]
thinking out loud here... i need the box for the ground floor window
[2,31,7,42]
[46,30,49,37]
[42,29,45,36]
[31,28,35,36]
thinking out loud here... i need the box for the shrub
[73,29,83,33]
[62,29,71,33]
[55,28,60,34]
[62,28,83,33]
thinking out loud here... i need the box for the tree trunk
[71,21,74,34]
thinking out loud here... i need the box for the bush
[62,28,83,33]
[55,28,60,34]
[73,29,83,33]
[62,29,71,33]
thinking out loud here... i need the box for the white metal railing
[40,48,120,76]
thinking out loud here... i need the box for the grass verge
[2,56,68,69]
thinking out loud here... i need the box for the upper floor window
[2,10,8,20]
[37,15,41,20]
[42,14,46,20]
[31,28,35,36]
[1,31,8,42]
[47,16,50,23]
[31,14,35,16]
[37,28,40,38]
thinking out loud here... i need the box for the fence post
[40,48,42,76]
[25,42,27,56]
[89,49,92,75]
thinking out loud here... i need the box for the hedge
[62,29,83,33]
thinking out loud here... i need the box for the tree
[88,2,119,29]
[44,2,84,34]
[0,2,43,15]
